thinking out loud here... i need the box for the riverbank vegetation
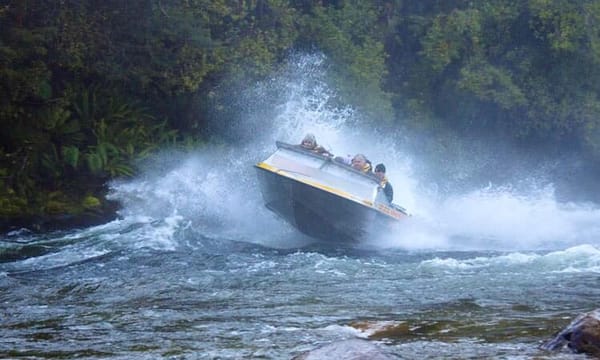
[2,0,600,230]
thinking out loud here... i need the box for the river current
[2,216,600,360]
[2,55,600,359]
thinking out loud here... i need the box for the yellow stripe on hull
[256,162,404,220]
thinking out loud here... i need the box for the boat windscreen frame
[275,141,380,186]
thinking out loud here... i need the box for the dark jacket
[380,178,393,203]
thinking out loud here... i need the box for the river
[2,202,599,359]
[2,54,600,359]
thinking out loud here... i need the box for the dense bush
[2,0,600,224]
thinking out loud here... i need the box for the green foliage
[82,195,101,209]
[457,58,527,109]
[298,1,392,119]
[62,145,81,169]
[421,9,483,73]
[71,85,173,178]
[4,0,600,222]
[386,0,600,150]
[586,1,600,64]
[528,0,587,52]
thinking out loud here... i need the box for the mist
[108,53,600,252]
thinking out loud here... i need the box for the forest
[2,0,600,230]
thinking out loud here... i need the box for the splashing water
[100,53,600,253]
[4,53,600,360]
[383,184,600,251]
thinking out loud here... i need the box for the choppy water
[2,54,600,359]
[2,217,600,359]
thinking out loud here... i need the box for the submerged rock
[293,339,395,360]
[349,320,410,340]
[541,309,600,356]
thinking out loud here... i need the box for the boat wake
[371,184,600,251]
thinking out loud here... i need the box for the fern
[61,146,80,168]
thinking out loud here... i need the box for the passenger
[300,133,332,156]
[374,163,393,202]
[351,154,372,173]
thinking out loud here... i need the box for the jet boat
[255,141,409,242]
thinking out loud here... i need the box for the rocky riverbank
[0,192,120,235]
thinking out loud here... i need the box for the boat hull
[255,141,408,243]
[256,166,394,242]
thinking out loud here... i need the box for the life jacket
[379,175,388,187]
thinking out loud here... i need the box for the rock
[541,309,600,356]
[349,320,410,340]
[292,339,394,360]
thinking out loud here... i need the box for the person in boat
[374,163,393,202]
[300,133,332,156]
[350,153,372,173]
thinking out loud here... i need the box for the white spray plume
[108,53,600,252]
